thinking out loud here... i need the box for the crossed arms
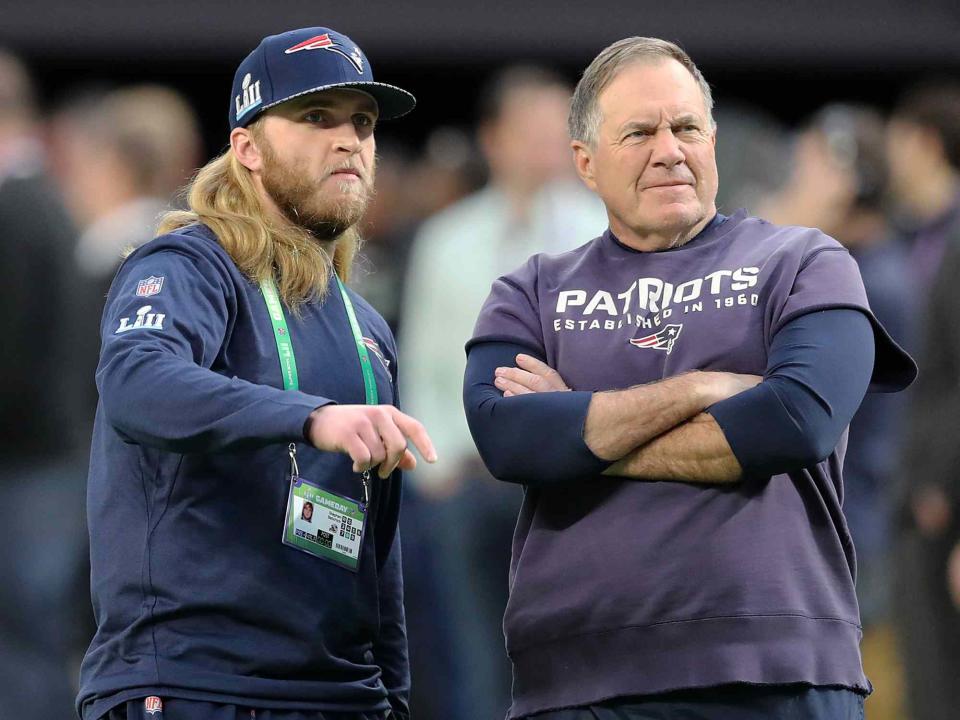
[463,309,875,486]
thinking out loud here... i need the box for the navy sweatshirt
[78,224,409,719]
[464,211,916,718]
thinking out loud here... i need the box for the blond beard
[259,138,375,241]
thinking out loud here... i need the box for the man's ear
[231,126,262,173]
[571,140,597,192]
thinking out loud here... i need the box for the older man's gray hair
[569,37,715,146]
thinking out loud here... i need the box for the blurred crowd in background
[1,40,959,720]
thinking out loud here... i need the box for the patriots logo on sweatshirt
[629,324,683,355]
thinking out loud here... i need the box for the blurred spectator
[350,146,418,332]
[49,84,201,434]
[757,105,915,719]
[398,66,607,720]
[53,85,200,271]
[887,82,960,293]
[713,102,788,212]
[0,49,85,720]
[406,126,484,221]
[888,81,960,720]
[763,104,914,615]
[758,105,874,233]
[349,129,481,334]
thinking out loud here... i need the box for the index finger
[515,354,552,376]
[390,409,438,463]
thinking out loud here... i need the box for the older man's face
[573,59,718,250]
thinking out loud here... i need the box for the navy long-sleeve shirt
[79,224,409,720]
[464,309,874,483]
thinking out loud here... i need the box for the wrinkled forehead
[599,58,710,124]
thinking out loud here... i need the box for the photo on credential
[301,500,314,524]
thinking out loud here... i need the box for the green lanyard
[260,276,379,405]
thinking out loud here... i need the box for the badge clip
[288,442,300,479]
[360,470,370,511]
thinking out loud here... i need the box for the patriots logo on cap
[284,34,364,74]
[629,324,683,355]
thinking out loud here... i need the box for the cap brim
[261,81,416,120]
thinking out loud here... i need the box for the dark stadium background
[5,0,958,154]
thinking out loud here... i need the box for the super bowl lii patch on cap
[234,73,263,123]
[229,26,416,130]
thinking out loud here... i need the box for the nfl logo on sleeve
[137,276,164,298]
[144,696,163,715]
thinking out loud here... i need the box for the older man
[463,37,915,719]
[78,27,435,720]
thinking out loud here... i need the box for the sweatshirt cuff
[265,392,336,444]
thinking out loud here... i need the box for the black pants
[103,698,391,720]
[526,685,864,720]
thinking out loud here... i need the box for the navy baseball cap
[229,27,416,130]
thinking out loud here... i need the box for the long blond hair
[157,140,359,309]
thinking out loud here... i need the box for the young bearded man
[78,27,435,720]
